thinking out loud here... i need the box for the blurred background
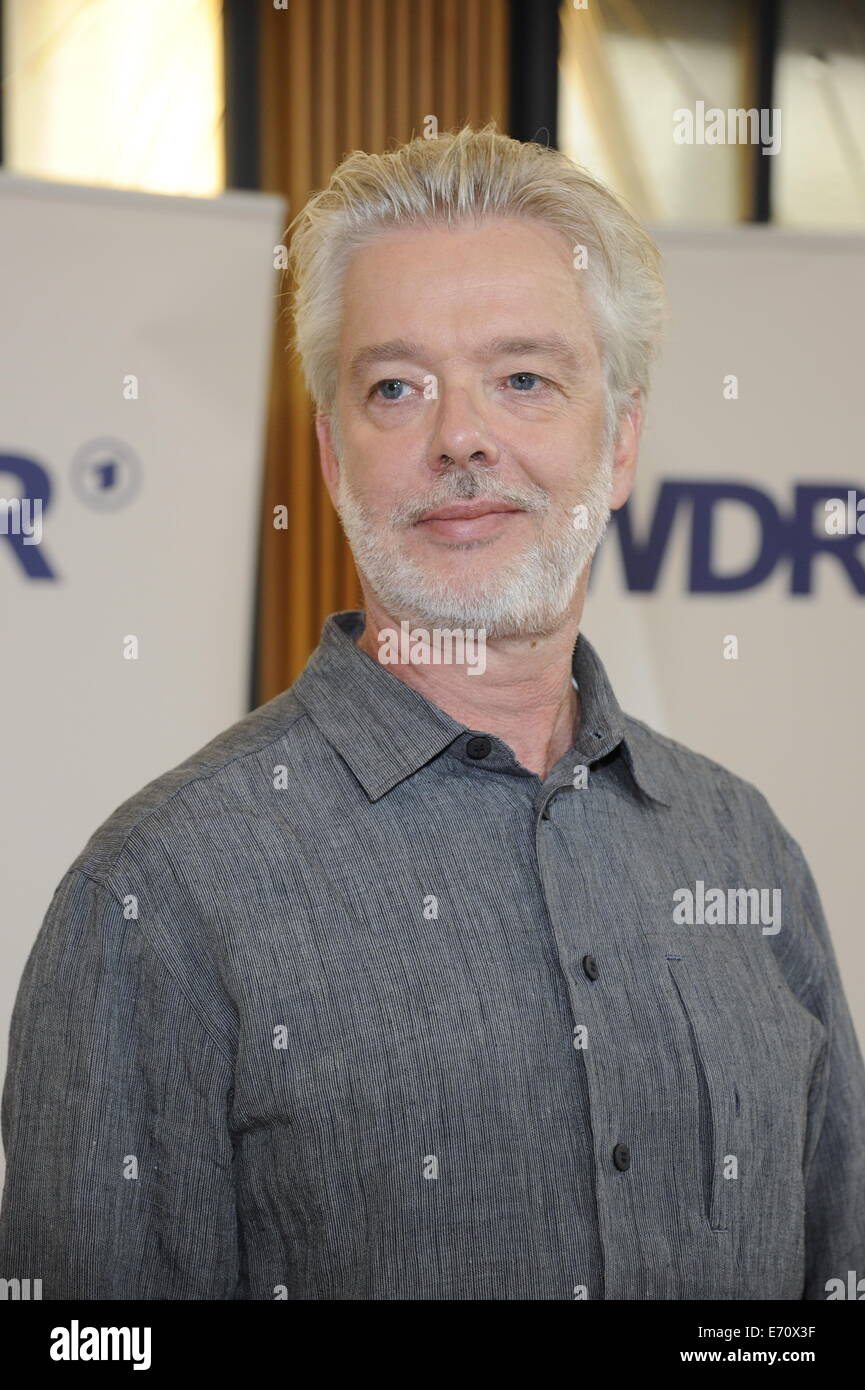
[1,0,864,1129]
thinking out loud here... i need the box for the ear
[315,412,340,508]
[609,389,643,512]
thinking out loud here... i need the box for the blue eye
[507,372,542,391]
[374,379,410,401]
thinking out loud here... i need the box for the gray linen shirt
[2,609,864,1300]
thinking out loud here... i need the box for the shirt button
[613,1143,631,1171]
[466,735,492,760]
[582,954,599,981]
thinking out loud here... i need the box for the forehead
[337,217,593,359]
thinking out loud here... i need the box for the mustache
[389,470,552,528]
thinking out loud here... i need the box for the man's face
[318,217,639,638]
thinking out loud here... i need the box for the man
[2,124,863,1300]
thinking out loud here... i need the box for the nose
[427,385,500,475]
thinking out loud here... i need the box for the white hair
[287,121,668,447]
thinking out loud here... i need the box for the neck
[354,576,589,780]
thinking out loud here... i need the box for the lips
[417,502,522,523]
[414,502,526,542]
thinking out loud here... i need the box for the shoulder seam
[68,867,236,1070]
[624,713,765,789]
[79,707,311,883]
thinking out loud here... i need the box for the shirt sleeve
[780,836,865,1299]
[0,867,240,1299]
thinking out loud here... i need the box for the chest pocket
[660,931,822,1244]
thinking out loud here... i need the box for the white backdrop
[0,175,285,1185]
[588,225,865,1049]
[1,210,863,1189]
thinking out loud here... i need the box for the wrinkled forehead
[336,217,598,373]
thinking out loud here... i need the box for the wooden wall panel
[256,0,510,702]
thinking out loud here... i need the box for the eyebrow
[347,334,584,385]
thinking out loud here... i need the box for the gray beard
[334,449,614,640]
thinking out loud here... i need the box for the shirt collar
[569,634,674,807]
[292,610,673,807]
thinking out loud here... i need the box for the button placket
[533,756,640,1296]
